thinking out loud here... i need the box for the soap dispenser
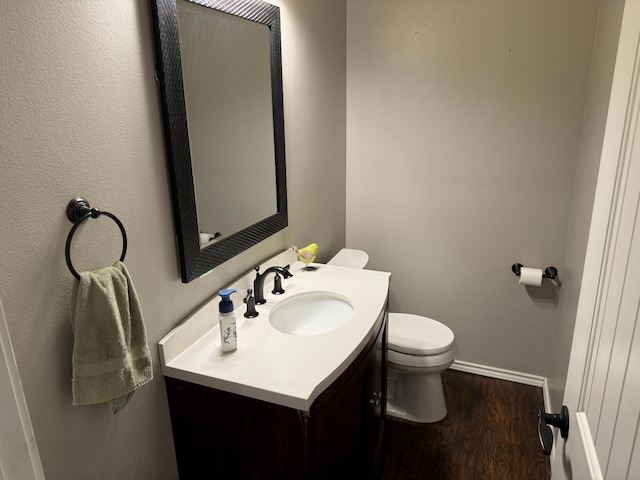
[218,289,238,352]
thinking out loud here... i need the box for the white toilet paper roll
[519,267,543,287]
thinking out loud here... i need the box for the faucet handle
[244,288,253,303]
[272,274,285,295]
[243,289,258,318]
[281,264,293,278]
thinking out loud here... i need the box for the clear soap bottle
[218,288,238,352]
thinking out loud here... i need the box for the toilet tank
[326,249,369,269]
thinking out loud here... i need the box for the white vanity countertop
[158,253,391,411]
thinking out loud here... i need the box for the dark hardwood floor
[376,369,551,480]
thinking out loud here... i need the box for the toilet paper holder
[511,263,558,280]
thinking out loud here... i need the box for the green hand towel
[70,261,152,414]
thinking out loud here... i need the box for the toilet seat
[388,313,454,356]
[388,347,456,369]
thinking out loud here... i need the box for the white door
[552,1,640,478]
[0,298,45,480]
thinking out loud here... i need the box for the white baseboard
[450,359,550,409]
[450,360,545,386]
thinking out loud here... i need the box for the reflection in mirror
[177,3,277,248]
[150,0,287,282]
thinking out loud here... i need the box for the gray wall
[0,1,346,479]
[346,0,601,377]
[546,0,625,411]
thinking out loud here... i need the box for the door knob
[537,405,569,456]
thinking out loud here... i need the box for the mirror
[150,0,287,283]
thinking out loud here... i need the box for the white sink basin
[269,291,354,336]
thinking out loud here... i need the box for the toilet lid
[326,249,369,269]
[388,313,454,355]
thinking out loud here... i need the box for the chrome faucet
[253,265,293,305]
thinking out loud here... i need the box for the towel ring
[65,197,128,280]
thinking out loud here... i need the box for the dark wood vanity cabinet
[165,309,388,479]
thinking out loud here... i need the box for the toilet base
[386,368,448,423]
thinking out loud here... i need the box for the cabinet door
[166,377,310,479]
[367,312,388,477]
[314,352,370,479]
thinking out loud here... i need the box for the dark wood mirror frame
[150,0,288,283]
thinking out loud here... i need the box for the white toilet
[327,248,456,423]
